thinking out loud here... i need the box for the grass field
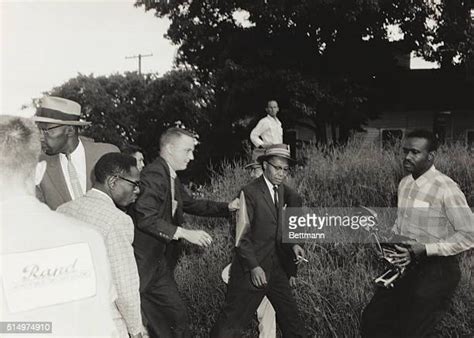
[174,139,473,337]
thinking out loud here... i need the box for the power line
[125,53,153,75]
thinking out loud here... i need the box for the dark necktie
[273,185,279,212]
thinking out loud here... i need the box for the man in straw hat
[219,147,301,338]
[33,96,119,210]
[244,147,264,179]
[211,144,307,337]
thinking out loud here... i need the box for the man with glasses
[212,144,307,338]
[58,153,146,338]
[34,96,119,210]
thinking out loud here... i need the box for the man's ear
[165,142,174,155]
[65,125,77,137]
[35,161,47,185]
[106,175,118,189]
[428,150,436,162]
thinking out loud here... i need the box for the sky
[1,0,436,118]
[1,0,177,117]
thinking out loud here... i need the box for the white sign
[2,243,97,313]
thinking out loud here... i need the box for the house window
[381,129,404,148]
[467,130,474,151]
[434,111,452,144]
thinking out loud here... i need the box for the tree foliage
[423,1,473,68]
[49,70,213,162]
[136,0,460,140]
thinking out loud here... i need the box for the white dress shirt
[263,174,278,203]
[250,115,283,147]
[59,139,86,197]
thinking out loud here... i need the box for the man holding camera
[361,129,474,337]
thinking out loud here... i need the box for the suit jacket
[57,189,143,336]
[37,137,119,210]
[132,157,229,286]
[232,175,302,279]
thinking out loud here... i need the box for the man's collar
[266,114,279,122]
[263,173,277,192]
[165,160,177,179]
[61,138,83,157]
[90,188,114,204]
[410,165,436,187]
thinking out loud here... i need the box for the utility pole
[125,53,153,75]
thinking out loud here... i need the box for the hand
[388,244,411,268]
[180,229,213,247]
[228,198,240,212]
[292,245,306,265]
[250,266,267,288]
[289,276,297,288]
[406,240,426,259]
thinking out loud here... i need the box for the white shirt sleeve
[250,118,269,147]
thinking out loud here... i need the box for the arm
[250,118,269,148]
[180,182,230,217]
[391,181,403,234]
[284,185,304,276]
[134,167,177,241]
[425,185,474,256]
[106,219,144,336]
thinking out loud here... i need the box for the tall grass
[174,139,473,337]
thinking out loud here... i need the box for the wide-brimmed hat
[257,144,295,163]
[244,148,264,169]
[33,96,91,126]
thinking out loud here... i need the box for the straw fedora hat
[244,148,265,169]
[257,144,295,163]
[33,96,91,126]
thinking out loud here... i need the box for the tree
[421,0,474,69]
[49,70,216,180]
[136,0,447,141]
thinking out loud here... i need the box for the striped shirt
[392,165,474,256]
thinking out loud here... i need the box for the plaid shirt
[58,189,144,336]
[392,165,474,256]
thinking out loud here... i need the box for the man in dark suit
[132,127,238,338]
[211,144,307,338]
[33,96,119,210]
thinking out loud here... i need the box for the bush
[174,139,473,337]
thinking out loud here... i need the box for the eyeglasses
[266,161,290,174]
[117,176,140,189]
[38,125,64,136]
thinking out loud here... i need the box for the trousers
[361,255,461,338]
[140,260,189,338]
[211,258,306,338]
